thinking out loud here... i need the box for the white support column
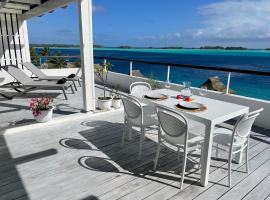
[21,20,31,62]
[78,0,95,111]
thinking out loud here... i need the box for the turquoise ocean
[37,48,270,101]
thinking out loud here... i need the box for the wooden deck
[0,110,270,200]
[0,85,104,130]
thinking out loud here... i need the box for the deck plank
[191,146,270,200]
[241,173,270,200]
[144,137,263,200]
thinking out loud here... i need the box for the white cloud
[195,0,270,42]
[131,0,270,48]
[93,5,106,12]
[136,32,182,41]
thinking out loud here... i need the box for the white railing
[38,55,270,99]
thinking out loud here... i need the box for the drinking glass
[199,86,208,104]
[181,81,192,97]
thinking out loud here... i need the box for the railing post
[39,56,42,67]
[130,61,133,76]
[226,72,231,94]
[166,65,171,83]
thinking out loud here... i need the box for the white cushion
[163,132,203,147]
[129,112,158,127]
[213,128,247,147]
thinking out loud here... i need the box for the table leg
[200,121,215,187]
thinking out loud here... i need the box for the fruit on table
[176,95,182,99]
[184,97,192,102]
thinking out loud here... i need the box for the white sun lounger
[2,65,74,100]
[22,62,81,91]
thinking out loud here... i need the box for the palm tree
[30,47,39,65]
[40,47,50,56]
[48,53,67,68]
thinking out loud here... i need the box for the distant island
[160,46,183,49]
[200,46,248,50]
[30,44,270,51]
[30,44,104,48]
[118,45,132,49]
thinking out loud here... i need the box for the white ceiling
[0,0,75,20]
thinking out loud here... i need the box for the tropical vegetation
[48,53,67,68]
[30,47,39,65]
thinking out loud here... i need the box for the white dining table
[133,88,249,186]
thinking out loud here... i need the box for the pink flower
[30,96,53,117]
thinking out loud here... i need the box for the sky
[28,0,270,48]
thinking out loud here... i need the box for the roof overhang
[0,0,75,20]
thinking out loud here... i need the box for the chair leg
[78,79,82,87]
[138,126,145,160]
[62,89,68,100]
[70,85,75,94]
[246,141,249,174]
[177,147,181,160]
[198,143,203,169]
[153,142,161,171]
[180,149,187,190]
[197,156,202,169]
[216,144,219,158]
[128,124,132,141]
[245,147,249,174]
[121,120,127,147]
[228,152,233,187]
[72,81,77,91]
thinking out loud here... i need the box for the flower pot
[34,106,54,123]
[97,97,112,110]
[112,98,121,109]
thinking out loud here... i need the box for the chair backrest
[122,95,142,122]
[2,65,33,85]
[130,82,152,95]
[23,62,46,78]
[157,106,188,145]
[234,108,264,138]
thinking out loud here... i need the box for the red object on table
[184,97,192,102]
[176,95,182,100]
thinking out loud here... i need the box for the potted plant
[95,62,113,110]
[111,87,122,109]
[147,73,162,89]
[30,97,54,123]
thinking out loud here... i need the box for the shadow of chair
[59,120,200,188]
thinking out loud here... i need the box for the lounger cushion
[57,78,67,84]
[67,74,76,78]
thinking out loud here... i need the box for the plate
[145,92,167,99]
[178,101,203,109]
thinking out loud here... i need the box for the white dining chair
[153,106,204,189]
[130,81,157,116]
[121,95,159,159]
[213,108,263,187]
[130,82,152,96]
